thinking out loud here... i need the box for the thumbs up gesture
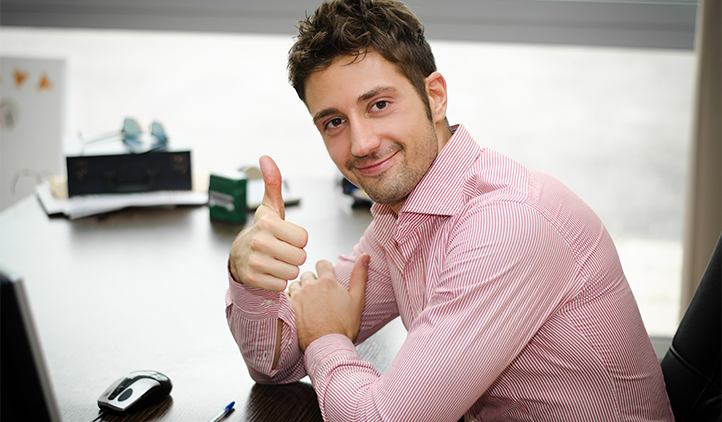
[229,156,309,291]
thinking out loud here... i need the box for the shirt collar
[371,124,481,220]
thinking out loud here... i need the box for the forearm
[225,277,306,384]
[305,335,382,421]
[303,319,490,422]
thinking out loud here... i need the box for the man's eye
[371,101,388,111]
[326,118,345,129]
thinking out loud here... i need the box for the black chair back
[661,233,721,422]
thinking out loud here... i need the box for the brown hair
[288,0,437,109]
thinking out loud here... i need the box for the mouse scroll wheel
[117,388,134,402]
[108,380,133,400]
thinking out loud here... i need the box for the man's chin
[362,185,410,206]
[349,169,414,206]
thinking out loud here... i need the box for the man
[226,1,674,421]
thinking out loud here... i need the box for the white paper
[36,182,208,219]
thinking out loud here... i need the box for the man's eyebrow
[358,85,396,103]
[312,108,341,124]
[312,85,397,124]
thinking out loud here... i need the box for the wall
[0,56,64,210]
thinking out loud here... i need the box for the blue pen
[207,401,235,422]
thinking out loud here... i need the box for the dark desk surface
[0,178,405,422]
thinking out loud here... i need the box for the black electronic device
[97,370,172,413]
[65,120,192,197]
[0,267,62,422]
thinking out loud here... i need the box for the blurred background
[0,0,707,338]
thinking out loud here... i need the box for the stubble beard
[345,122,439,207]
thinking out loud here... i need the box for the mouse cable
[89,409,108,422]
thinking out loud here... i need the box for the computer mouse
[97,370,172,413]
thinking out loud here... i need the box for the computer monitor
[1,267,62,422]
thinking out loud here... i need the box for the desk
[0,179,405,422]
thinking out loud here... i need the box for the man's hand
[288,254,369,351]
[229,156,309,291]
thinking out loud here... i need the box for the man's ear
[426,72,448,124]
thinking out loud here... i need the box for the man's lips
[354,151,398,175]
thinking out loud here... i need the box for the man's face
[304,51,445,213]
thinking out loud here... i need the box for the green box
[209,170,248,224]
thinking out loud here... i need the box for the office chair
[660,233,721,422]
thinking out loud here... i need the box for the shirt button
[262,299,274,306]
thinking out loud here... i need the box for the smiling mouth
[355,151,398,175]
[350,143,402,175]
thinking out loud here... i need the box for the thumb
[348,254,370,307]
[259,155,285,220]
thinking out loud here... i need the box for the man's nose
[349,121,381,157]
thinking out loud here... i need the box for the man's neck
[388,122,454,217]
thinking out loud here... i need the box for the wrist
[227,259,243,284]
[227,273,282,315]
[304,334,359,384]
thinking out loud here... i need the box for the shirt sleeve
[303,201,585,421]
[225,222,400,384]
[333,223,400,344]
[225,272,306,384]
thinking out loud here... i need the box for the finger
[348,254,370,303]
[288,280,301,296]
[252,232,307,267]
[268,220,309,250]
[314,260,339,284]
[259,155,285,220]
[299,271,316,283]
[247,253,301,284]
[245,271,289,292]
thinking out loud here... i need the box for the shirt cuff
[304,333,359,385]
[227,270,283,319]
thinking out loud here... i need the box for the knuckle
[318,273,335,285]
[246,254,265,274]
[248,235,268,253]
[256,213,275,230]
[242,271,260,288]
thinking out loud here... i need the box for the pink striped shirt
[226,124,674,422]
